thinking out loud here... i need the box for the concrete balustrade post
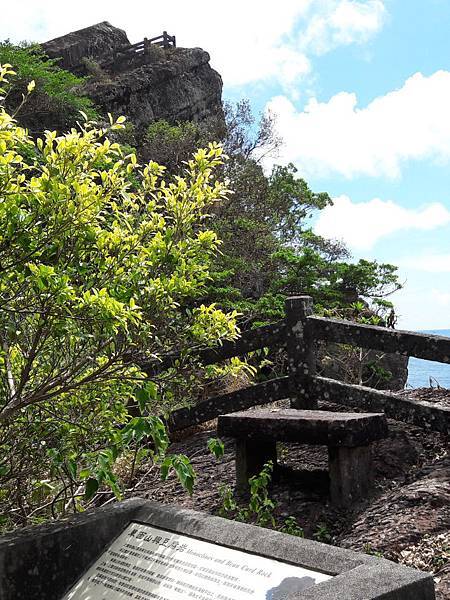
[285,295,317,409]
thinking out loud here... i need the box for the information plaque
[63,522,331,599]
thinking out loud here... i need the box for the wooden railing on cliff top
[140,296,450,435]
[71,32,176,75]
[114,31,176,60]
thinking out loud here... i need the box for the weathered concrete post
[285,296,318,409]
[328,445,372,506]
[235,439,277,494]
[143,37,149,56]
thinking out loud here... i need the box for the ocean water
[406,329,450,389]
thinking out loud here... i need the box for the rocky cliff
[42,22,225,131]
[42,22,129,70]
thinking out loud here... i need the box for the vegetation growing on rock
[0,42,97,133]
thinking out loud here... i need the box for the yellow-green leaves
[109,113,127,131]
[0,63,16,94]
[0,63,238,426]
[190,304,240,345]
[0,63,242,521]
[78,288,142,333]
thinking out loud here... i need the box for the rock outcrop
[83,47,224,130]
[42,22,129,72]
[318,342,408,391]
[42,22,225,131]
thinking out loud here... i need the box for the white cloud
[393,285,450,330]
[268,70,450,178]
[431,289,450,306]
[314,195,450,250]
[398,254,450,273]
[300,0,386,55]
[0,1,386,90]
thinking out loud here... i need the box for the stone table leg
[328,445,372,506]
[235,439,277,494]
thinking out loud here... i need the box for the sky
[2,0,450,330]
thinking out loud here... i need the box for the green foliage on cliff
[0,42,97,132]
[144,120,211,173]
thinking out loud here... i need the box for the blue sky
[2,0,450,329]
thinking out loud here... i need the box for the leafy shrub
[0,64,238,529]
[143,120,215,174]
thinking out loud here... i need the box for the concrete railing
[139,296,450,434]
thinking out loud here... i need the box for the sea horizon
[406,328,450,389]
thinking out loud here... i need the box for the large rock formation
[42,22,225,131]
[83,47,224,129]
[42,22,129,72]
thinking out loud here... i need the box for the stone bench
[217,409,388,506]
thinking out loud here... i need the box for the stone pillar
[328,445,372,506]
[235,439,277,494]
[285,296,317,409]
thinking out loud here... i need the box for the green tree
[142,120,219,174]
[0,64,238,527]
[136,102,401,324]
[206,103,400,323]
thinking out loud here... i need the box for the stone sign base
[0,498,436,600]
[63,521,331,599]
